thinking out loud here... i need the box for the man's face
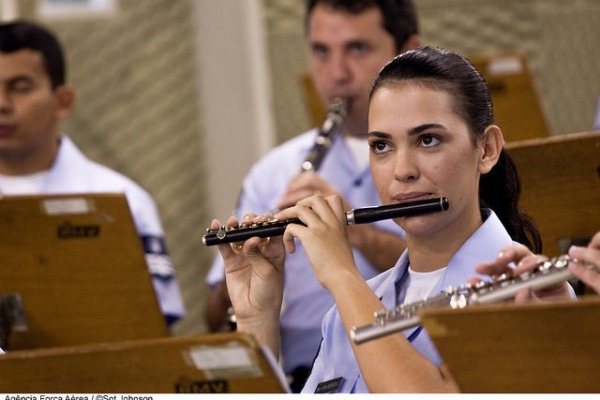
[0,49,71,173]
[307,4,397,137]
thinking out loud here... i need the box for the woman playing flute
[209,46,570,393]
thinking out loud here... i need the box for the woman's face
[368,82,487,238]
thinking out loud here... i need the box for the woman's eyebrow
[367,131,391,139]
[368,124,446,139]
[408,123,445,136]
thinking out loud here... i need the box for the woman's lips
[393,194,432,204]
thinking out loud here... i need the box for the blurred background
[4,0,598,336]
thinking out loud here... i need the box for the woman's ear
[479,125,504,174]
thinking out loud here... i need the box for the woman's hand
[212,213,286,357]
[568,231,600,294]
[473,243,572,302]
[276,194,360,291]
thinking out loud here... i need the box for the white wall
[193,0,275,221]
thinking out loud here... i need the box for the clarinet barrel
[300,97,348,173]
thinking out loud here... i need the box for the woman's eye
[419,135,440,148]
[369,141,390,154]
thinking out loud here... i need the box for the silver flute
[203,197,448,246]
[350,254,598,345]
[300,97,348,173]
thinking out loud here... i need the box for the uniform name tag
[315,377,344,393]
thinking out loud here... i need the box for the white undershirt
[344,136,370,170]
[403,267,448,304]
[0,171,48,195]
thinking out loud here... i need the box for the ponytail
[480,150,542,252]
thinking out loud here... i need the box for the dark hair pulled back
[370,46,542,252]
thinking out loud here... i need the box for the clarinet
[350,255,598,345]
[300,97,348,173]
[203,197,449,246]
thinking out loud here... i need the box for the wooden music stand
[505,131,600,258]
[469,51,550,141]
[420,296,600,393]
[0,332,288,393]
[0,193,168,351]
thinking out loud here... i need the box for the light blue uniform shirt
[206,129,404,374]
[303,210,514,393]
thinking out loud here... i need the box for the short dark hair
[305,0,419,53]
[0,20,66,89]
[371,46,542,253]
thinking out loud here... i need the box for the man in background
[205,0,421,391]
[0,20,185,327]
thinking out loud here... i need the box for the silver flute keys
[350,255,598,345]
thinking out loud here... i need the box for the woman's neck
[406,208,483,272]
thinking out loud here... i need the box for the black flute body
[202,197,449,246]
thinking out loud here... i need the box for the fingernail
[568,246,582,255]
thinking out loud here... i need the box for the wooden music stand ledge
[0,332,288,393]
[420,296,600,393]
